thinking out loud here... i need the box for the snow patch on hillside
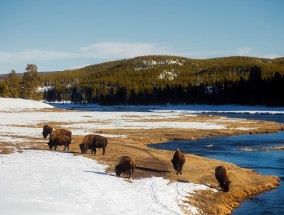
[135,59,184,71]
[143,59,184,66]
[159,69,178,80]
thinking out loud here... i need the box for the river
[149,113,284,215]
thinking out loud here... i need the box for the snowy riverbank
[0,98,216,215]
[1,98,282,215]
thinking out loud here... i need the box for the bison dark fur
[171,148,185,175]
[80,134,107,155]
[215,166,231,192]
[48,133,71,151]
[42,125,72,141]
[42,125,53,138]
[115,156,136,179]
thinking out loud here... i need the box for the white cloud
[236,47,253,56]
[0,42,171,64]
[0,49,77,62]
[0,42,173,73]
[80,42,171,58]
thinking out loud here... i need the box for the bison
[48,133,71,151]
[79,134,107,155]
[115,156,136,179]
[171,148,185,175]
[215,165,232,192]
[42,125,72,140]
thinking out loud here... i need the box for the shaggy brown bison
[171,148,185,175]
[215,165,232,192]
[48,133,71,151]
[42,125,72,140]
[115,156,136,179]
[79,134,107,155]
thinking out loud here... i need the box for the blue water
[149,114,284,215]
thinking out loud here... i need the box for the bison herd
[42,125,231,191]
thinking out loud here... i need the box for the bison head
[47,141,54,150]
[42,132,49,139]
[222,180,232,192]
[79,143,88,154]
[115,165,123,177]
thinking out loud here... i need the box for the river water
[149,113,284,215]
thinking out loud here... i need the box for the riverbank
[1,98,283,214]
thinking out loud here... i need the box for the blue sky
[0,0,283,74]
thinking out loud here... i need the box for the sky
[0,0,283,74]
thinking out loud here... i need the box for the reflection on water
[149,114,284,215]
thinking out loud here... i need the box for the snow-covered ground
[1,98,244,145]
[0,150,211,215]
[0,98,53,112]
[0,97,220,215]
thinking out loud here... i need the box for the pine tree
[6,69,20,98]
[20,64,41,100]
[0,80,9,97]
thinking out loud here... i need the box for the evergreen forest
[1,55,284,106]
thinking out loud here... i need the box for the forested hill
[41,55,284,86]
[2,55,284,106]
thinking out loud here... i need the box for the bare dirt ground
[1,112,283,215]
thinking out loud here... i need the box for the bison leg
[63,144,67,151]
[127,170,131,179]
[89,146,93,154]
[131,167,134,179]
[102,147,106,155]
[93,148,97,154]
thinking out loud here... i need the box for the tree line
[0,64,41,100]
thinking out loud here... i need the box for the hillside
[40,55,284,86]
[1,55,284,106]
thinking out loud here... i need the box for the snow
[0,97,53,112]
[0,150,210,215]
[0,97,226,214]
[37,86,54,93]
[159,69,178,80]
[142,59,184,66]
